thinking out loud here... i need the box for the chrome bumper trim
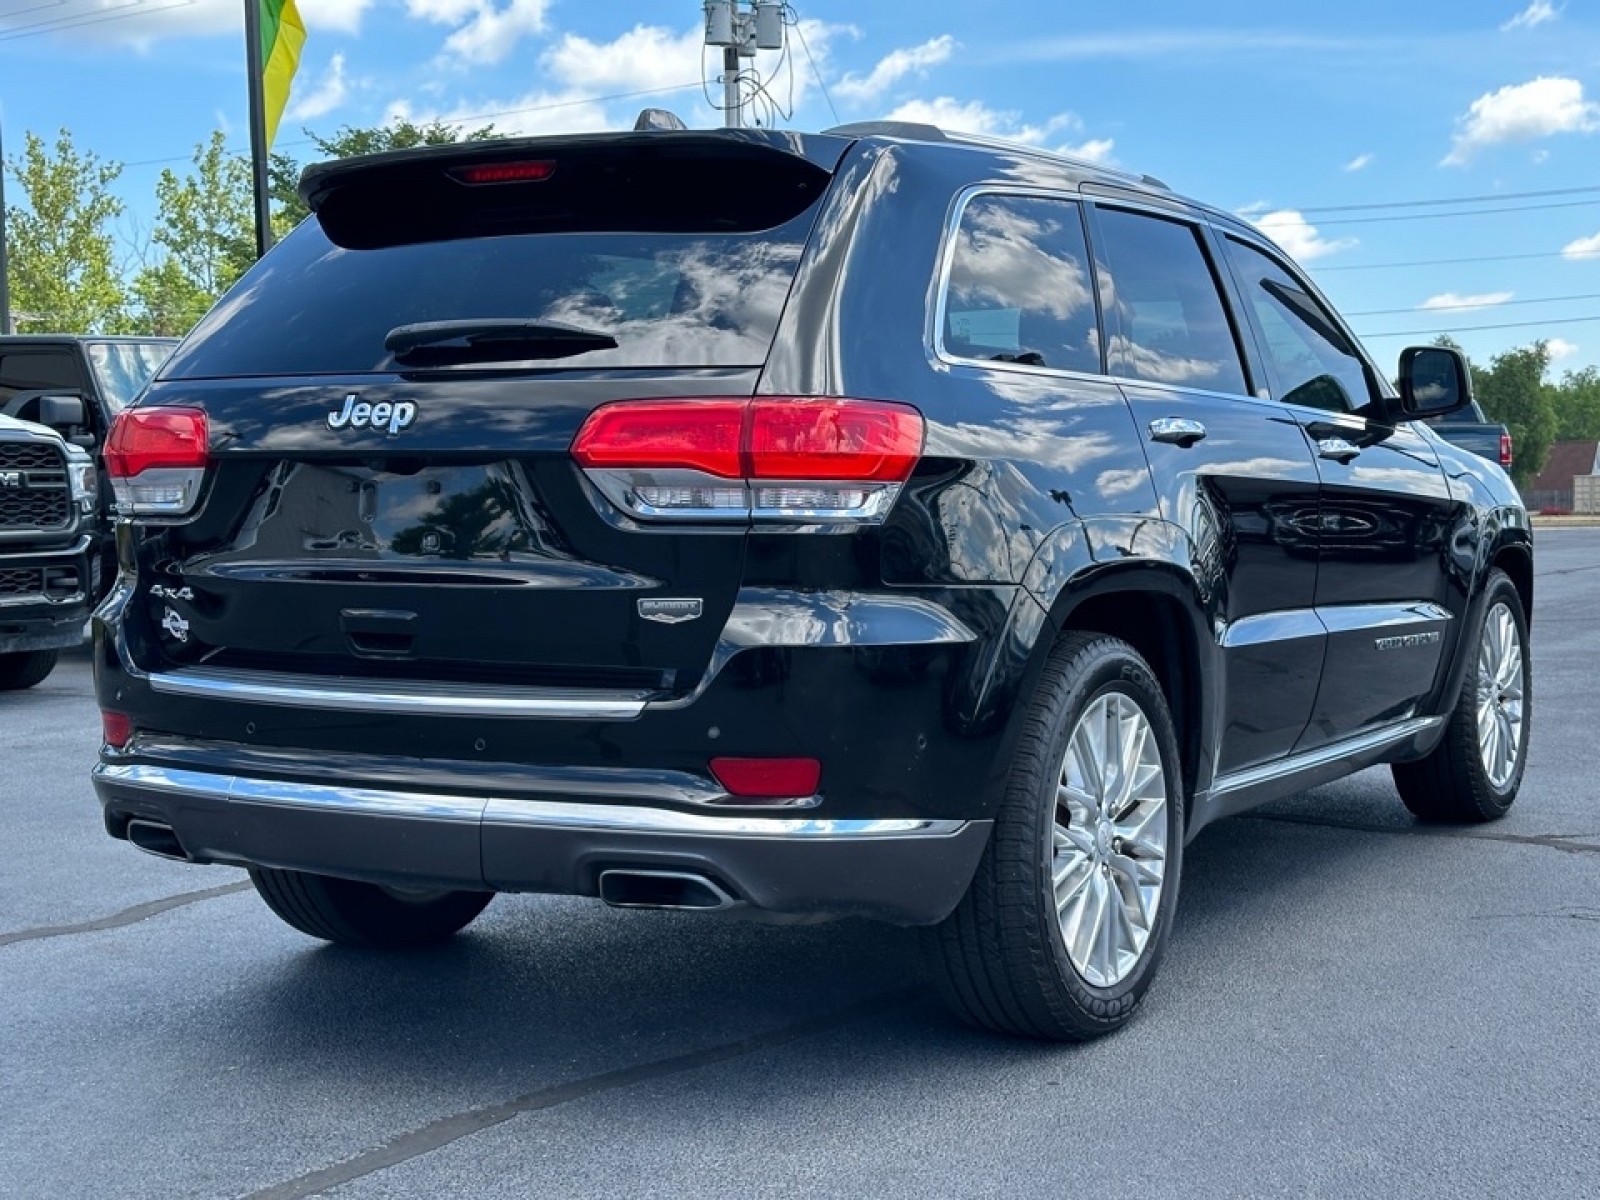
[145,666,653,721]
[94,763,963,838]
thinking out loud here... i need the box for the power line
[1311,198,1600,227]
[1357,314,1600,339]
[787,6,838,125]
[1297,183,1600,215]
[0,0,194,42]
[1347,292,1600,318]
[1317,250,1583,273]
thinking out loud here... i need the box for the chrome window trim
[94,763,962,838]
[146,665,654,721]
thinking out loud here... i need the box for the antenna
[703,1,786,128]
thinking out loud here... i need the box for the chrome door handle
[1149,417,1207,447]
[1317,437,1361,464]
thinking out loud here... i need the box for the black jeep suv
[91,122,1532,1040]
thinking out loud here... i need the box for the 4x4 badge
[637,598,703,625]
[327,394,417,436]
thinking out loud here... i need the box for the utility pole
[703,1,784,128]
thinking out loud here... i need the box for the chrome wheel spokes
[1052,692,1169,988]
[1475,602,1526,790]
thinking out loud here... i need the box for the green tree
[269,118,500,233]
[1551,366,1600,442]
[3,129,126,332]
[130,131,255,335]
[1475,342,1558,488]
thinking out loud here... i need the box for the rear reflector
[451,160,557,185]
[101,710,132,749]
[104,407,210,517]
[710,757,822,799]
[572,397,923,523]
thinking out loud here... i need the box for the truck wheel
[925,632,1184,1041]
[249,867,493,949]
[0,649,59,691]
[1393,569,1529,823]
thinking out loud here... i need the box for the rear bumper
[93,760,992,926]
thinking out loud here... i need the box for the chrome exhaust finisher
[124,818,191,862]
[597,869,738,912]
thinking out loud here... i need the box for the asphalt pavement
[3,531,1597,1199]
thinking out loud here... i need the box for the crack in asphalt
[0,880,252,949]
[239,987,920,1200]
[1244,812,1600,856]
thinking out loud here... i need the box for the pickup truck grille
[0,567,45,597]
[0,443,70,531]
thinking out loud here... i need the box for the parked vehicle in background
[91,123,1531,1041]
[1425,399,1513,471]
[0,336,175,689]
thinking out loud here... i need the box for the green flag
[259,0,305,148]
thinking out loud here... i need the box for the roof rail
[822,121,947,142]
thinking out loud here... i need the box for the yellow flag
[260,0,306,148]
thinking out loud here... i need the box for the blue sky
[5,0,1600,375]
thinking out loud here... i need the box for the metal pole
[723,45,741,128]
[243,0,274,259]
[0,117,12,334]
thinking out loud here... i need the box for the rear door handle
[1316,437,1361,464]
[1148,417,1207,447]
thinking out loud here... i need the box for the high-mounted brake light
[104,407,209,517]
[571,397,924,524]
[451,160,557,185]
[1499,430,1514,469]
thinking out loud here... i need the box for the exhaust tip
[124,818,191,862]
[597,869,737,912]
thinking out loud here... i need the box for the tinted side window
[941,194,1100,375]
[0,349,88,416]
[1093,208,1248,396]
[1227,238,1373,413]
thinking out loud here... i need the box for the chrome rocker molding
[92,762,963,838]
[146,665,654,721]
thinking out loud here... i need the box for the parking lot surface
[3,530,1597,1199]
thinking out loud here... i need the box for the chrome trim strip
[1316,601,1451,636]
[94,763,963,838]
[146,665,653,720]
[1210,715,1444,800]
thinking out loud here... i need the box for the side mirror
[37,394,87,430]
[1398,346,1472,418]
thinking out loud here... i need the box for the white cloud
[299,0,376,34]
[288,53,348,121]
[386,91,616,138]
[1249,210,1356,262]
[406,0,550,66]
[1562,231,1600,259]
[884,96,1109,155]
[1442,76,1600,165]
[1060,138,1116,164]
[1547,337,1579,360]
[1419,291,1515,311]
[834,35,956,102]
[1344,152,1374,171]
[1502,1,1561,31]
[542,24,704,94]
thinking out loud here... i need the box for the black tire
[1393,569,1530,823]
[0,649,59,691]
[924,632,1185,1041]
[249,867,493,949]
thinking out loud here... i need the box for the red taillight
[101,710,132,749]
[103,407,209,516]
[710,756,822,799]
[571,397,924,523]
[572,399,745,478]
[451,160,556,185]
[1500,430,1514,468]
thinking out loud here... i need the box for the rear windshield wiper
[385,319,619,365]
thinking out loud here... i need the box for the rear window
[160,204,823,380]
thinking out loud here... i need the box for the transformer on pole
[703,1,785,128]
